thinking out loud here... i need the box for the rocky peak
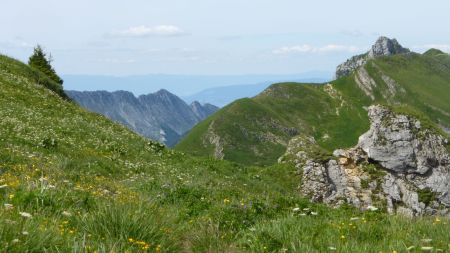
[282,105,450,217]
[368,36,410,58]
[335,36,410,79]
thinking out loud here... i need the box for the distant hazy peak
[190,101,219,120]
[335,36,410,79]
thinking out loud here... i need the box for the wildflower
[223,198,230,204]
[367,205,378,211]
[128,238,134,243]
[311,212,318,216]
[340,235,346,239]
[62,211,72,217]
[406,246,415,251]
[9,194,14,199]
[421,247,433,251]
[392,250,398,253]
[299,213,307,216]
[19,212,33,218]
[0,184,8,189]
[12,239,20,243]
[293,207,300,212]
[328,246,337,251]
[350,217,360,221]
[421,239,432,243]
[22,231,29,236]
[4,203,14,210]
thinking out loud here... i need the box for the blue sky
[1,0,450,76]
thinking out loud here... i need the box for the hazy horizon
[2,0,450,78]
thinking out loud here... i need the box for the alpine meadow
[1,1,450,253]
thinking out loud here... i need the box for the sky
[1,0,450,77]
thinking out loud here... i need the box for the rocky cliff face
[281,105,450,217]
[335,37,410,79]
[67,89,219,146]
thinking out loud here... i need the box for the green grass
[177,51,450,166]
[1,53,450,252]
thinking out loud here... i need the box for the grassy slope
[177,51,450,166]
[1,54,450,252]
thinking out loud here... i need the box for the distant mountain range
[63,72,332,98]
[66,89,218,146]
[182,78,328,107]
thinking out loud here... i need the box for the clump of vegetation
[418,188,437,206]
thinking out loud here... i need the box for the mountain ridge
[177,37,450,166]
[66,89,218,146]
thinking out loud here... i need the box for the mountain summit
[336,36,410,79]
[368,36,410,58]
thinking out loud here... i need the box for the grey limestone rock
[287,105,450,216]
[335,36,410,79]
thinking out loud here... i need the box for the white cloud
[110,25,187,38]
[273,44,360,55]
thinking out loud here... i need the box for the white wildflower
[350,217,360,221]
[62,211,72,217]
[421,247,433,251]
[19,212,33,218]
[4,203,14,210]
[367,205,378,211]
[328,246,337,251]
[12,239,20,243]
[22,231,29,236]
[0,184,8,189]
[311,212,318,216]
[293,207,300,212]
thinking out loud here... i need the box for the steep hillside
[1,52,450,252]
[177,37,450,166]
[67,90,218,146]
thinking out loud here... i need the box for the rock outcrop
[283,105,450,216]
[335,36,410,79]
[67,89,219,146]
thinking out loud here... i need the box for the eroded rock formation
[281,105,450,216]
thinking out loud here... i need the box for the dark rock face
[281,105,450,217]
[66,89,219,146]
[335,36,410,79]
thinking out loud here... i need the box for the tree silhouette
[28,45,63,85]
